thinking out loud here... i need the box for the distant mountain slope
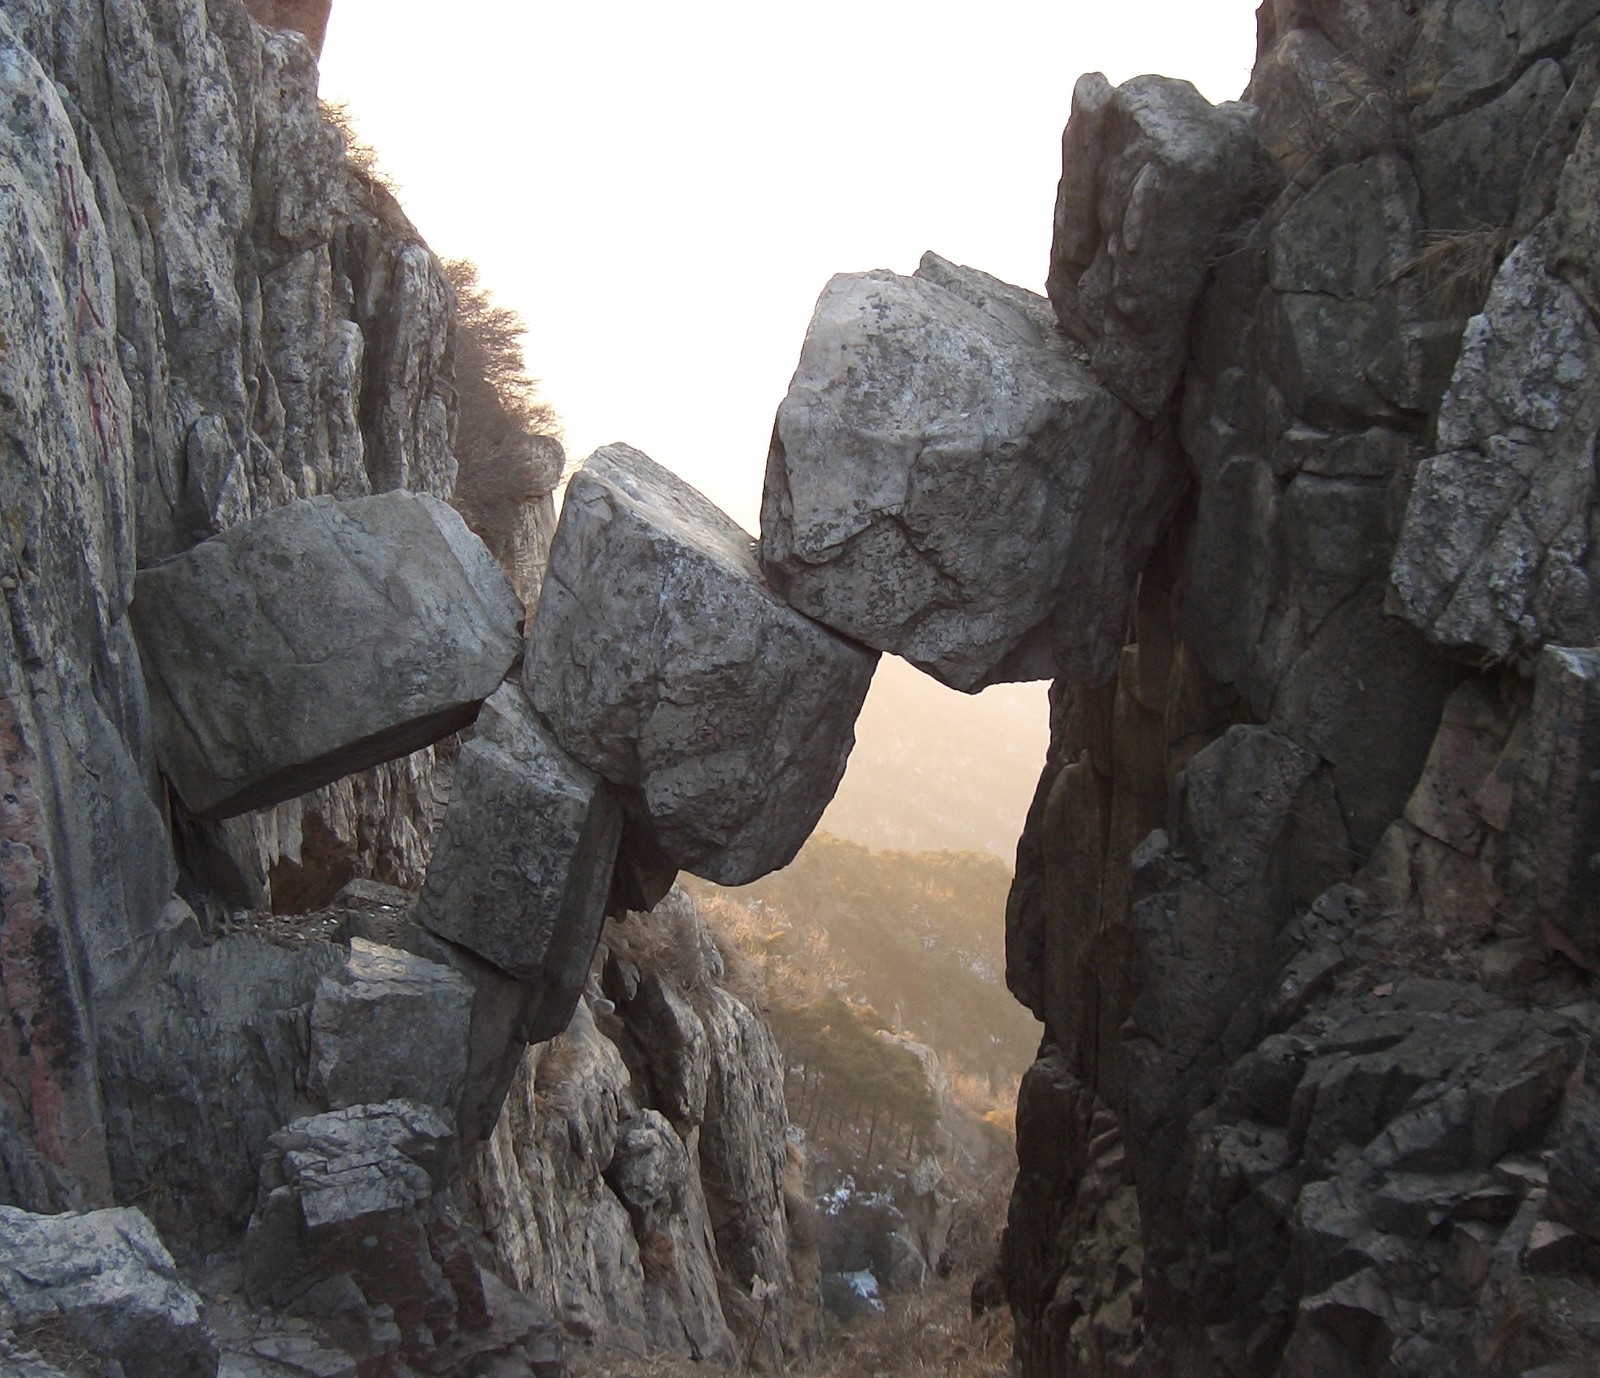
[819,657,1049,860]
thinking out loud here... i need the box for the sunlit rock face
[130,492,523,818]
[761,254,1183,692]
[527,443,877,886]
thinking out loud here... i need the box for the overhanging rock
[526,444,877,886]
[131,491,523,818]
[760,255,1179,691]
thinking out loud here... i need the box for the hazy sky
[318,0,1260,530]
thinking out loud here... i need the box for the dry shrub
[639,1229,683,1297]
[814,1275,1014,1378]
[1488,1278,1600,1375]
[1403,225,1511,315]
[15,1317,111,1377]
[605,896,715,996]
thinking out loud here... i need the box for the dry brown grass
[1402,226,1511,315]
[565,1273,1013,1378]
[13,1317,110,1377]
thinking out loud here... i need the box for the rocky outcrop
[468,889,812,1368]
[132,491,523,817]
[760,255,1181,691]
[0,1205,216,1378]
[529,443,877,884]
[1001,6,1600,1377]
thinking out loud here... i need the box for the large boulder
[527,444,876,885]
[0,1205,217,1378]
[1048,73,1280,418]
[761,256,1176,691]
[131,491,523,817]
[414,682,622,1032]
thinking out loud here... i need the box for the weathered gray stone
[1554,80,1600,318]
[310,938,474,1115]
[131,491,523,817]
[1049,74,1280,417]
[244,1100,481,1364]
[1499,645,1600,969]
[0,1205,216,1378]
[97,934,346,1244]
[532,444,875,882]
[1416,59,1568,232]
[761,259,1174,690]
[1391,226,1600,658]
[416,681,621,1017]
[1269,154,1422,300]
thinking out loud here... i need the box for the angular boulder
[131,492,523,817]
[415,682,621,1015]
[0,1205,216,1378]
[310,938,474,1114]
[528,444,876,885]
[1048,73,1280,418]
[761,256,1174,691]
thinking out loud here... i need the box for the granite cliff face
[1000,5,1600,1376]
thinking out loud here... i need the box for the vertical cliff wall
[0,0,474,1210]
[1004,4,1600,1376]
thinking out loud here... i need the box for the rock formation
[761,254,1181,691]
[5,0,1600,1375]
[996,9,1600,1377]
[529,443,877,884]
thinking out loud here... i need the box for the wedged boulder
[243,1101,484,1365]
[1499,645,1600,971]
[528,444,876,884]
[0,1205,216,1378]
[130,491,523,818]
[1390,226,1600,658]
[1048,73,1280,417]
[761,256,1175,691]
[415,682,622,1031]
[310,938,474,1114]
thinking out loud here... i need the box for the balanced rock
[0,1205,216,1378]
[761,255,1174,691]
[1048,73,1280,418]
[527,444,876,885]
[415,682,622,1032]
[131,492,523,818]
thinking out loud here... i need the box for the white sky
[318,0,1261,530]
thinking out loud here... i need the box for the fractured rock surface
[0,1205,216,1378]
[1048,73,1280,417]
[528,443,876,884]
[131,491,523,818]
[761,255,1177,690]
[416,682,621,1024]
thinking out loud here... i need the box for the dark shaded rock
[1049,74,1281,416]
[310,938,473,1114]
[1499,645,1600,970]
